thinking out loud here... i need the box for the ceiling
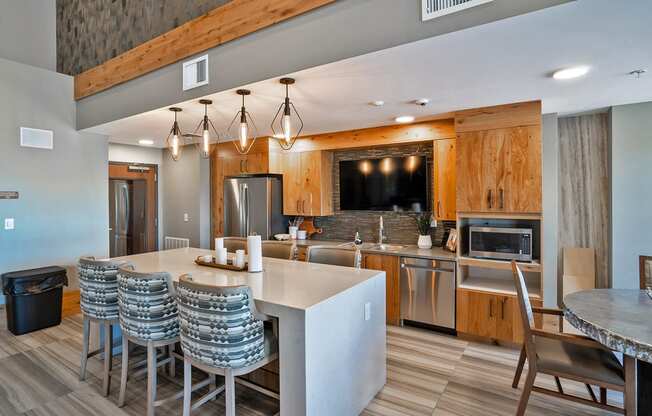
[89,0,652,148]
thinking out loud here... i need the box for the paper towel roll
[247,235,263,272]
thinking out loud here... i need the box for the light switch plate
[4,218,15,230]
[183,213,189,222]
[364,302,371,321]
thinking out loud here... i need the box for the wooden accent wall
[74,0,335,99]
[558,114,610,290]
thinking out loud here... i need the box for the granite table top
[564,289,652,363]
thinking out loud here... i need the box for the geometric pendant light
[271,77,303,151]
[188,99,219,159]
[228,89,258,155]
[165,107,184,161]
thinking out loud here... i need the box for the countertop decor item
[414,212,433,249]
[247,235,263,272]
[300,217,323,238]
[195,256,248,272]
[445,229,458,252]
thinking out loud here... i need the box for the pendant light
[271,77,303,150]
[187,99,219,159]
[227,89,258,154]
[165,107,184,161]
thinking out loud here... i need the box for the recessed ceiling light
[395,116,415,124]
[370,100,385,107]
[553,66,590,80]
[138,139,154,146]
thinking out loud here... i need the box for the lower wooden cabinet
[456,288,542,344]
[361,253,400,326]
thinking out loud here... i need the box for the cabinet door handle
[437,201,442,217]
[488,299,493,318]
[296,200,301,213]
[499,188,504,210]
[501,298,505,320]
[302,200,306,214]
[239,160,244,172]
[487,189,493,209]
[245,160,249,172]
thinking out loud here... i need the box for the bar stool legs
[118,335,129,407]
[79,317,90,381]
[79,316,117,397]
[225,368,236,416]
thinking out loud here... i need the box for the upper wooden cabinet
[455,101,542,214]
[278,150,333,216]
[433,139,456,221]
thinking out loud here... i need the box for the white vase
[417,234,432,249]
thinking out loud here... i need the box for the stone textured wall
[312,143,456,246]
[56,0,232,75]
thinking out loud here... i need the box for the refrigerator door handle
[243,183,249,236]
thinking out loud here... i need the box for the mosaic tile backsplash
[311,143,456,247]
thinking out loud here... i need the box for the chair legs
[183,359,192,416]
[168,345,176,378]
[118,336,129,407]
[512,346,526,388]
[103,321,113,396]
[225,368,236,416]
[80,316,90,381]
[516,370,537,416]
[147,343,157,416]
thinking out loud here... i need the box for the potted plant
[414,212,433,249]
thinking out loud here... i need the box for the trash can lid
[2,266,68,295]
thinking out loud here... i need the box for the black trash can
[2,266,68,335]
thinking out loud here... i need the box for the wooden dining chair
[510,261,629,415]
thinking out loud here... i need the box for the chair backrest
[262,241,296,260]
[116,266,179,341]
[175,275,265,369]
[563,247,595,297]
[305,245,361,268]
[223,237,248,253]
[78,256,130,320]
[511,261,537,359]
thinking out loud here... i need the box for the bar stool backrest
[305,245,361,268]
[175,275,265,369]
[78,256,129,320]
[116,266,179,341]
[223,237,248,253]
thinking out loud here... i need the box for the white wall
[0,58,108,301]
[108,143,165,248]
[610,102,652,288]
[542,113,559,306]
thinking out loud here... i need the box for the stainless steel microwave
[468,227,533,262]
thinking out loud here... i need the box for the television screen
[339,156,429,211]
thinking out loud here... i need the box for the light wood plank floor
[0,309,622,415]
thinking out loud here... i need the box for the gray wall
[0,0,56,71]
[76,0,571,130]
[161,145,211,249]
[0,57,109,303]
[610,102,652,289]
[108,143,165,249]
[541,113,558,307]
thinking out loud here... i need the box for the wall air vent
[182,54,209,91]
[422,0,494,21]
[20,127,53,150]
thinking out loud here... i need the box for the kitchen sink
[336,242,405,251]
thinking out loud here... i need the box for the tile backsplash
[311,143,456,246]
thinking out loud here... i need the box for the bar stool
[116,266,184,416]
[305,245,361,268]
[175,275,279,416]
[78,256,130,396]
[223,237,248,253]
[262,241,296,260]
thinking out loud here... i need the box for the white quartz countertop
[280,239,457,261]
[114,247,384,311]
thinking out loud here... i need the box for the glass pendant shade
[228,89,258,154]
[165,107,184,161]
[190,99,219,159]
[271,78,303,150]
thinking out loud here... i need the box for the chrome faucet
[377,216,387,245]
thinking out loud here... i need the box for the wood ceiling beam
[74,0,336,100]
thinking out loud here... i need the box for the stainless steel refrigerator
[109,179,147,257]
[223,175,285,239]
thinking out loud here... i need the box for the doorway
[108,162,158,256]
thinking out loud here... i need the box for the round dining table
[564,289,652,416]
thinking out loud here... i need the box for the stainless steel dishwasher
[400,257,456,333]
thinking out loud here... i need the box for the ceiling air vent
[422,0,494,21]
[182,54,209,91]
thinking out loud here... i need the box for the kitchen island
[115,247,387,416]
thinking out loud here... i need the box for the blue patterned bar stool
[176,274,279,416]
[78,256,130,397]
[116,266,184,416]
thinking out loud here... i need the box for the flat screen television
[339,156,428,211]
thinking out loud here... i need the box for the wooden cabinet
[433,138,456,221]
[362,253,400,326]
[456,288,542,344]
[455,101,542,214]
[278,150,333,216]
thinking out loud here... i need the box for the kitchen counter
[274,239,457,261]
[115,247,386,415]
